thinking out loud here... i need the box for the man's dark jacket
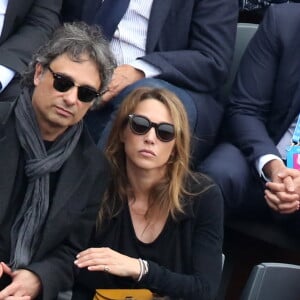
[0,101,109,299]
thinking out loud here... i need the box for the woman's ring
[104,265,110,273]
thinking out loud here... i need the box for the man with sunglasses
[0,22,115,299]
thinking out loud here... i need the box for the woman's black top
[72,174,224,300]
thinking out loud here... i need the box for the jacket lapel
[146,0,172,52]
[0,114,20,222]
[0,0,18,43]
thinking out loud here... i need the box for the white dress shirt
[110,0,160,77]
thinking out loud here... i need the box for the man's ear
[33,63,44,86]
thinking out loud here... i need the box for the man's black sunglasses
[47,66,101,102]
[128,114,175,142]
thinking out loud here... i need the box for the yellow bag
[93,289,153,300]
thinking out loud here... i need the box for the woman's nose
[144,127,156,144]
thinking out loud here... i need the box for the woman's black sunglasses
[128,114,175,142]
[48,66,101,102]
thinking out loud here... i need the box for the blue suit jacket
[227,3,300,164]
[62,0,238,99]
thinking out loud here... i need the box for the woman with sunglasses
[72,87,224,300]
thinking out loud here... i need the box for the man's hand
[263,160,300,213]
[100,65,144,105]
[0,268,41,299]
[264,181,299,213]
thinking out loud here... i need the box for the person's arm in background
[101,0,238,102]
[0,0,62,93]
[227,5,300,214]
[142,0,238,93]
[226,5,283,163]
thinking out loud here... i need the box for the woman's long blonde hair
[97,87,197,227]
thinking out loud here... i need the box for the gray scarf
[10,88,83,269]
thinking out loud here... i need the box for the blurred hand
[0,268,41,300]
[74,247,140,280]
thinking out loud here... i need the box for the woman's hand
[74,247,140,280]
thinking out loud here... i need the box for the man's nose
[63,86,78,105]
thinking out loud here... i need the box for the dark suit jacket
[227,3,300,164]
[0,101,110,299]
[62,0,238,98]
[0,0,62,99]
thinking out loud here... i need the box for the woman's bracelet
[137,258,149,282]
